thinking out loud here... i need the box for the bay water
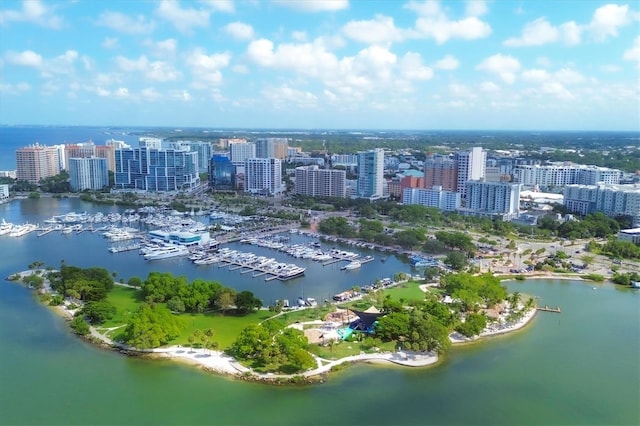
[1,198,639,425]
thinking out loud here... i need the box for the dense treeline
[537,212,625,239]
[48,265,114,302]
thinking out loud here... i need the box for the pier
[537,306,561,313]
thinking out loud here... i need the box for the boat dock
[537,306,561,313]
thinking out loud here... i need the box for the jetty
[537,306,561,313]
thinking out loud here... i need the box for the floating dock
[537,306,561,313]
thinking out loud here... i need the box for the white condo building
[459,180,521,220]
[138,137,162,149]
[564,184,640,226]
[230,142,256,166]
[402,186,461,211]
[68,157,109,191]
[294,166,346,198]
[455,147,486,198]
[0,184,9,201]
[357,149,384,199]
[513,164,622,187]
[244,158,284,195]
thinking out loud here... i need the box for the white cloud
[199,0,235,13]
[143,38,178,57]
[623,36,640,67]
[186,49,231,87]
[141,87,162,101]
[224,22,255,40]
[0,81,31,94]
[521,68,550,83]
[272,0,349,12]
[170,90,192,102]
[42,50,79,77]
[560,21,581,45]
[4,50,43,67]
[116,55,181,82]
[342,15,406,44]
[115,87,130,98]
[102,37,119,50]
[466,0,488,17]
[292,31,307,41]
[232,64,249,74]
[479,81,500,92]
[588,4,634,42]
[407,0,492,44]
[449,83,477,99]
[433,54,459,70]
[155,0,211,34]
[541,81,574,100]
[504,18,559,46]
[0,0,62,29]
[400,52,433,80]
[476,53,521,84]
[96,11,155,35]
[262,85,318,108]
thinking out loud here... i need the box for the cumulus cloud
[96,11,155,34]
[623,36,640,67]
[588,3,634,42]
[143,38,178,57]
[199,0,235,13]
[141,87,162,101]
[504,17,583,47]
[155,0,211,34]
[406,0,492,44]
[433,54,459,70]
[224,22,255,40]
[262,85,318,108]
[0,81,31,95]
[186,49,231,87]
[0,0,63,29]
[342,15,406,44]
[476,53,521,84]
[4,50,43,67]
[102,37,119,50]
[272,0,349,12]
[116,55,181,82]
[400,52,433,80]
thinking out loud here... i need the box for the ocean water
[0,198,639,425]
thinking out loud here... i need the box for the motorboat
[341,260,361,270]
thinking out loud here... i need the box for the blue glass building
[209,154,235,191]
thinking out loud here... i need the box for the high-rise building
[230,141,256,166]
[455,147,486,198]
[244,158,283,195]
[357,149,384,199]
[0,184,9,201]
[16,145,60,183]
[114,147,199,192]
[95,145,116,172]
[64,142,96,169]
[138,137,162,149]
[68,157,109,191]
[209,154,235,191]
[402,186,461,211]
[459,180,521,220]
[294,166,346,198]
[423,155,457,191]
[513,164,622,187]
[255,138,289,160]
[564,184,640,225]
[168,141,212,173]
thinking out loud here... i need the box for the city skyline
[1,0,639,131]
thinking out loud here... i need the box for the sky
[0,0,639,131]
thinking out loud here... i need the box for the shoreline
[8,269,539,383]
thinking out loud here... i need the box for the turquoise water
[1,199,639,425]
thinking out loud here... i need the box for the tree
[82,301,116,324]
[235,291,262,314]
[456,313,487,338]
[217,291,235,315]
[444,251,467,271]
[123,304,183,349]
[423,267,441,282]
[166,296,186,313]
[70,317,90,335]
[127,276,143,287]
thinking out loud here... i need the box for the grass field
[103,286,144,328]
[381,281,427,303]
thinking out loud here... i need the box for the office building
[455,147,486,198]
[114,147,199,192]
[564,184,640,225]
[255,138,289,160]
[294,166,346,198]
[402,186,461,211]
[357,149,384,199]
[423,155,457,191]
[459,180,521,220]
[209,154,235,191]
[230,141,256,166]
[16,145,60,183]
[513,164,622,187]
[244,158,284,195]
[68,157,109,191]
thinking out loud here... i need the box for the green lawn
[171,310,273,349]
[274,305,337,326]
[381,281,427,303]
[103,286,144,328]
[308,339,396,360]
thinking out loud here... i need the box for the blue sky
[1,0,639,130]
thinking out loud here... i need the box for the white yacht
[0,220,13,236]
[341,260,362,270]
[144,245,190,261]
[9,223,37,237]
